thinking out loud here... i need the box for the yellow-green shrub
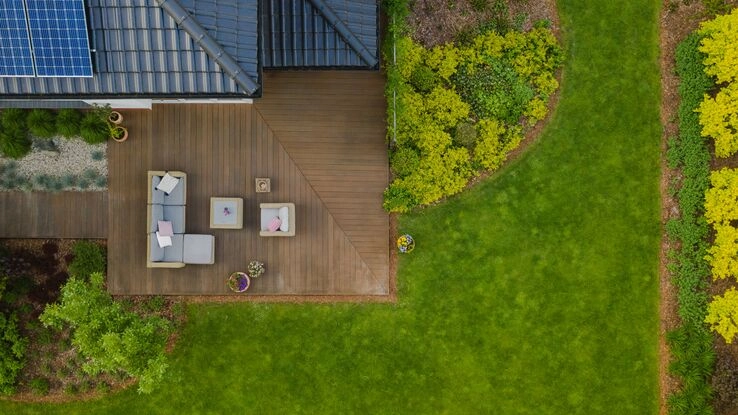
[425,44,461,81]
[705,224,738,280]
[394,36,424,80]
[698,7,738,84]
[704,168,738,225]
[706,287,738,343]
[524,97,548,125]
[697,82,738,158]
[473,119,506,170]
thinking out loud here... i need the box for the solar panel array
[0,0,93,77]
[0,0,34,76]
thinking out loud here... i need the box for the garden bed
[0,239,184,401]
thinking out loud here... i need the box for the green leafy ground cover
[0,0,662,413]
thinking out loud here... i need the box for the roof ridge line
[155,0,260,95]
[306,0,378,67]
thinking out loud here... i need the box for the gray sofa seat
[148,204,186,234]
[183,235,215,264]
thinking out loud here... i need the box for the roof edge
[307,0,378,67]
[155,0,260,95]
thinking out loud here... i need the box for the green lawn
[0,0,663,413]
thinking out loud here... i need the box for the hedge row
[665,32,716,415]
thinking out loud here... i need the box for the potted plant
[397,234,415,253]
[247,260,265,278]
[108,110,123,125]
[110,124,128,143]
[227,272,250,293]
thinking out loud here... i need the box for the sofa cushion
[158,220,173,237]
[268,217,282,232]
[183,234,215,264]
[156,173,180,194]
[163,205,186,234]
[150,176,165,205]
[163,234,184,262]
[149,233,164,261]
[156,231,172,247]
[279,206,289,232]
[260,208,279,231]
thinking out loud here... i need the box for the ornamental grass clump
[56,108,82,139]
[26,109,56,139]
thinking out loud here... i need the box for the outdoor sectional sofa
[146,171,215,268]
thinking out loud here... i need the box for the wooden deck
[105,71,390,295]
[0,192,107,238]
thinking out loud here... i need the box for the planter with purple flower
[227,272,250,293]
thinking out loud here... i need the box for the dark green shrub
[453,59,534,123]
[0,280,28,395]
[78,179,91,190]
[409,65,440,92]
[56,108,82,139]
[68,241,106,279]
[26,109,56,138]
[454,122,478,148]
[29,378,49,396]
[390,147,420,178]
[79,112,109,144]
[382,183,417,213]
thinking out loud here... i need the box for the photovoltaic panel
[26,0,93,77]
[0,0,34,76]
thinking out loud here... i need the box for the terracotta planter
[112,126,128,143]
[108,111,123,125]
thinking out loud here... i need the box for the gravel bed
[0,136,107,191]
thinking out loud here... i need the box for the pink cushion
[158,220,174,237]
[267,217,282,232]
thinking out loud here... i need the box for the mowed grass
[0,0,662,413]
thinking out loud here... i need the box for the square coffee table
[210,197,243,229]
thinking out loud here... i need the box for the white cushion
[156,231,172,248]
[279,206,289,232]
[156,173,179,194]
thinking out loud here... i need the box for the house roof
[262,0,379,68]
[0,0,378,101]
